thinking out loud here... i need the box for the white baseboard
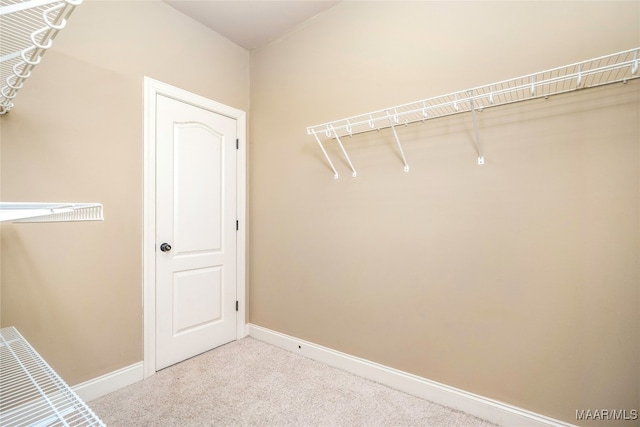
[73,322,246,404]
[247,324,575,427]
[73,362,144,402]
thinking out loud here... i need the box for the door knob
[160,243,172,252]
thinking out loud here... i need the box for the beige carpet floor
[89,337,497,427]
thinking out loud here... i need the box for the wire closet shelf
[0,0,83,115]
[0,202,103,223]
[0,327,105,427]
[306,47,640,178]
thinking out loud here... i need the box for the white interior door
[155,94,237,371]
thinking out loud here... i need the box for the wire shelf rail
[0,202,104,223]
[307,47,640,178]
[0,0,83,115]
[0,326,105,427]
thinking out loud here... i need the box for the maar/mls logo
[576,409,638,421]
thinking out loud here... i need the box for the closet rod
[307,47,639,177]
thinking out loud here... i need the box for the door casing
[143,77,247,378]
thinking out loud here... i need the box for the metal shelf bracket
[330,125,357,178]
[469,91,484,165]
[386,110,410,173]
[311,131,339,179]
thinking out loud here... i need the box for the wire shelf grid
[0,0,83,114]
[0,202,104,223]
[308,48,639,138]
[0,326,105,427]
[306,47,639,178]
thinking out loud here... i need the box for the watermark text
[576,409,638,421]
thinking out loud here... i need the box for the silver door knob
[160,243,172,252]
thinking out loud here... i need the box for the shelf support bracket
[386,111,410,172]
[468,92,484,165]
[312,131,339,179]
[330,125,357,178]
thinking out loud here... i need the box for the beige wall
[0,0,638,424]
[0,1,249,385]
[249,1,639,425]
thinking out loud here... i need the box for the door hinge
[236,139,239,149]
[236,220,239,231]
[236,301,239,311]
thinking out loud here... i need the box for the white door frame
[142,77,247,378]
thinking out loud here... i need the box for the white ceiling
[163,1,342,50]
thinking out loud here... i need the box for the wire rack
[307,47,640,178]
[0,326,105,427]
[0,202,104,223]
[0,0,83,115]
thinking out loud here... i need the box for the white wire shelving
[0,202,103,223]
[0,0,83,115]
[0,201,103,426]
[307,47,640,178]
[0,326,105,427]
